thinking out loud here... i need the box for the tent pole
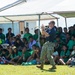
[57,18,59,27]
[65,18,67,28]
[12,21,14,33]
[38,14,40,43]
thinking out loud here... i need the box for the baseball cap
[49,21,55,25]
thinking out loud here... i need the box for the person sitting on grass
[0,47,15,64]
[22,38,28,49]
[33,29,39,41]
[0,45,3,56]
[10,46,22,64]
[40,37,46,47]
[67,35,75,52]
[66,45,75,65]
[70,55,75,67]
[6,28,15,39]
[17,46,31,64]
[23,27,32,41]
[53,48,59,65]
[14,38,24,50]
[26,45,40,64]
[0,28,5,44]
[28,36,37,50]
[59,45,70,65]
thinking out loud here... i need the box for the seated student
[0,48,11,64]
[6,46,13,60]
[5,37,15,46]
[17,46,27,63]
[54,36,66,47]
[0,45,3,56]
[68,26,75,37]
[53,49,59,64]
[40,37,46,47]
[59,45,70,65]
[0,28,5,44]
[70,56,75,67]
[6,28,15,39]
[22,38,28,49]
[10,46,22,64]
[27,45,40,64]
[0,46,16,65]
[65,33,70,44]
[33,29,39,41]
[23,27,32,41]
[54,42,61,56]
[28,36,37,49]
[1,48,8,58]
[56,27,66,42]
[14,38,24,50]
[66,45,75,65]
[17,46,31,64]
[67,35,75,51]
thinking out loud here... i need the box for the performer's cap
[49,21,55,25]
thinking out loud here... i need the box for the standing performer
[37,21,56,69]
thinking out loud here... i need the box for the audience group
[0,24,75,66]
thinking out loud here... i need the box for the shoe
[36,65,43,70]
[49,66,56,69]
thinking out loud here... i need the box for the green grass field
[0,65,75,75]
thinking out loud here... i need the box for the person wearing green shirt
[0,28,5,44]
[67,35,75,51]
[10,46,22,64]
[59,45,70,65]
[33,29,39,41]
[18,46,31,64]
[23,28,32,41]
[0,45,2,56]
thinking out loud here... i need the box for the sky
[0,0,75,29]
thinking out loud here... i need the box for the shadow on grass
[41,69,56,72]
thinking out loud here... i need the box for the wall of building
[0,21,36,36]
[25,21,37,34]
[0,22,19,35]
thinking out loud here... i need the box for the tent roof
[54,11,75,18]
[0,14,57,23]
[0,0,62,15]
[0,0,61,22]
[49,0,75,18]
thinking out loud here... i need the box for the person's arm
[26,51,35,62]
[41,25,49,37]
[6,54,11,58]
[26,56,33,62]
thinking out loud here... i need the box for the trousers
[40,41,55,66]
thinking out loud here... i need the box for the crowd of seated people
[0,24,75,66]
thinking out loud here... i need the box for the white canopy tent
[46,0,75,28]
[0,0,17,9]
[0,0,27,12]
[0,0,62,22]
[49,0,75,18]
[0,0,63,41]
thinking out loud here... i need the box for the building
[0,21,36,35]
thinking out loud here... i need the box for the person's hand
[41,24,45,31]
[41,24,50,37]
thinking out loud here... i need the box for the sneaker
[36,65,43,70]
[49,66,56,69]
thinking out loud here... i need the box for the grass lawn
[0,65,75,75]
